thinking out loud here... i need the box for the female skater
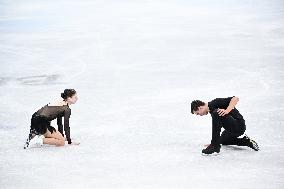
[24,89,80,148]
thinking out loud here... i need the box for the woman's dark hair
[61,89,76,100]
[191,100,205,114]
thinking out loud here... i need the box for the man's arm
[217,96,239,116]
[226,96,239,112]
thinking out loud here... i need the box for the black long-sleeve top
[36,104,72,144]
[208,96,244,121]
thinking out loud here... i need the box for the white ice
[0,0,284,188]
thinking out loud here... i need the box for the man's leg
[211,110,245,146]
[220,130,259,150]
[216,112,260,150]
[202,110,224,154]
[202,110,244,155]
[220,130,247,146]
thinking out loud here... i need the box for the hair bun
[61,92,67,99]
[61,89,76,100]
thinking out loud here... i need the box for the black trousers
[211,110,247,146]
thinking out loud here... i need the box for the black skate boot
[243,135,259,151]
[202,144,221,155]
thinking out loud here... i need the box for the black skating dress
[30,104,72,144]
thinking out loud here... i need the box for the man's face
[193,106,208,116]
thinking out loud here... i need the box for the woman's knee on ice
[44,130,65,146]
[56,133,65,146]
[57,137,65,146]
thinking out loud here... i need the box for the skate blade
[23,139,30,149]
[201,152,220,156]
[250,139,260,151]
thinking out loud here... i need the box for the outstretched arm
[64,108,72,144]
[217,96,239,116]
[63,108,80,145]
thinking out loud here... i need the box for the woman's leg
[43,130,65,146]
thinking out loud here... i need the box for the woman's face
[67,93,78,105]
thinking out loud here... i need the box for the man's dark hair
[191,100,205,114]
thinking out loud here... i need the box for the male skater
[191,96,259,155]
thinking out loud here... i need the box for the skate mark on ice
[0,75,64,86]
[17,74,63,85]
[0,124,16,130]
[0,77,11,86]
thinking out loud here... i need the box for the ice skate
[243,135,259,151]
[202,144,221,155]
[26,135,44,148]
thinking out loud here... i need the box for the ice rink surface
[0,0,284,188]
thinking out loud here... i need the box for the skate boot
[243,135,259,151]
[202,144,221,155]
[27,135,44,148]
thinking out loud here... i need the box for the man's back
[208,96,244,120]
